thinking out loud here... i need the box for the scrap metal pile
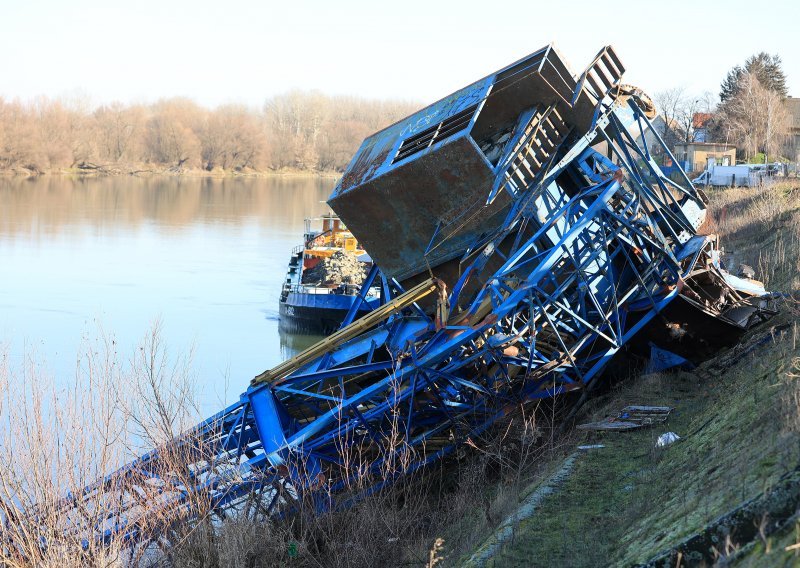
[301,250,367,286]
[16,45,777,553]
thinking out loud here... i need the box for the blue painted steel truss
[14,60,727,555]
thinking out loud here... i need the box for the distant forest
[0,92,419,174]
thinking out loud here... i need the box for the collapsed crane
[15,44,777,555]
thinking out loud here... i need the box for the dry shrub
[708,182,800,290]
[167,463,436,567]
[164,398,568,568]
[0,322,212,567]
[749,187,789,225]
[168,376,441,568]
[782,321,800,438]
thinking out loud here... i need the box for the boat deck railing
[283,283,380,297]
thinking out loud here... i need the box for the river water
[0,175,332,414]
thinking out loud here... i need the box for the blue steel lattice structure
[15,45,771,554]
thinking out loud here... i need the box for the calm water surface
[0,175,331,414]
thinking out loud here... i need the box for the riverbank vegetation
[0,321,209,565]
[0,92,418,176]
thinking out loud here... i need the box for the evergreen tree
[720,52,788,101]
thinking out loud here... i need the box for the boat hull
[279,291,378,335]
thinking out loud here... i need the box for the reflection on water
[279,330,326,360]
[0,175,336,414]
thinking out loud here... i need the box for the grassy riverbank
[465,310,800,566]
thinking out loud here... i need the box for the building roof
[692,112,713,129]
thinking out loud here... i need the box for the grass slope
[481,314,799,566]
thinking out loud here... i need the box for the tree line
[0,92,419,174]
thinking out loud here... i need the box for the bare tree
[95,102,145,163]
[144,99,202,169]
[199,105,265,171]
[31,97,72,169]
[0,98,39,171]
[263,91,418,172]
[263,90,326,170]
[654,87,688,149]
[676,98,700,144]
[719,71,789,161]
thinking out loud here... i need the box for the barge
[278,213,379,334]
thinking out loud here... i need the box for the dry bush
[749,187,789,225]
[709,182,800,290]
[0,330,581,567]
[168,376,441,568]
[0,333,131,566]
[0,323,214,567]
[163,396,570,568]
[781,319,800,436]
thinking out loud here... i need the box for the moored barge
[278,213,379,334]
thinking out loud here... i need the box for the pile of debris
[302,251,366,286]
[577,406,673,432]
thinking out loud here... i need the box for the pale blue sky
[1,0,798,108]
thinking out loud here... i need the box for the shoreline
[0,167,342,180]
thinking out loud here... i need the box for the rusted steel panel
[334,76,494,195]
[329,44,610,281]
[331,135,508,280]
